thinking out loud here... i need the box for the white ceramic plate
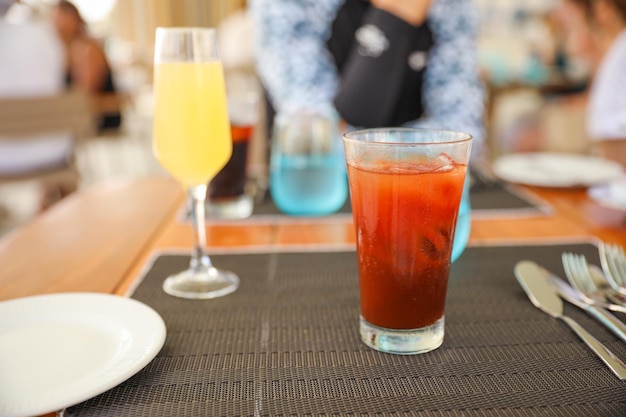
[0,293,166,417]
[493,153,623,188]
[588,175,626,211]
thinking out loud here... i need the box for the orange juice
[153,61,231,186]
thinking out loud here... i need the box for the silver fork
[561,252,626,314]
[600,243,626,296]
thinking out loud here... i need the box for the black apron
[263,0,434,137]
[327,0,434,127]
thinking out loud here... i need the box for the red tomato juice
[348,160,466,329]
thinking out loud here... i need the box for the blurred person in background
[557,0,626,167]
[0,0,76,209]
[53,0,122,132]
[249,0,485,161]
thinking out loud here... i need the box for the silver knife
[514,260,626,380]
[548,275,626,343]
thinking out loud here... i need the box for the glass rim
[154,27,220,64]
[343,127,472,146]
[155,26,217,34]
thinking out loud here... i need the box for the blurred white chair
[0,89,94,206]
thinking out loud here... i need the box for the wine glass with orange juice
[152,27,239,299]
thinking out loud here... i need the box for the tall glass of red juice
[343,128,472,354]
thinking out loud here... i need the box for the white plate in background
[0,293,166,417]
[493,153,623,188]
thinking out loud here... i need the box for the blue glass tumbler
[270,112,348,216]
[451,175,471,263]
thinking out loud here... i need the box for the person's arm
[586,31,626,169]
[597,139,626,168]
[370,0,431,26]
[249,0,341,117]
[409,0,486,155]
[70,39,108,93]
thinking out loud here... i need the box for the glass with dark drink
[207,91,258,219]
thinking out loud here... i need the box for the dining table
[0,174,625,416]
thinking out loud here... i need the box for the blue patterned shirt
[249,0,486,151]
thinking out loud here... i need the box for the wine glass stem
[189,184,213,274]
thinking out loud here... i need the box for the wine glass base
[162,268,239,299]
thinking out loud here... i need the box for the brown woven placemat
[66,243,626,416]
[469,182,547,215]
[246,180,540,215]
[195,180,544,223]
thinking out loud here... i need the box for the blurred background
[0,0,595,237]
